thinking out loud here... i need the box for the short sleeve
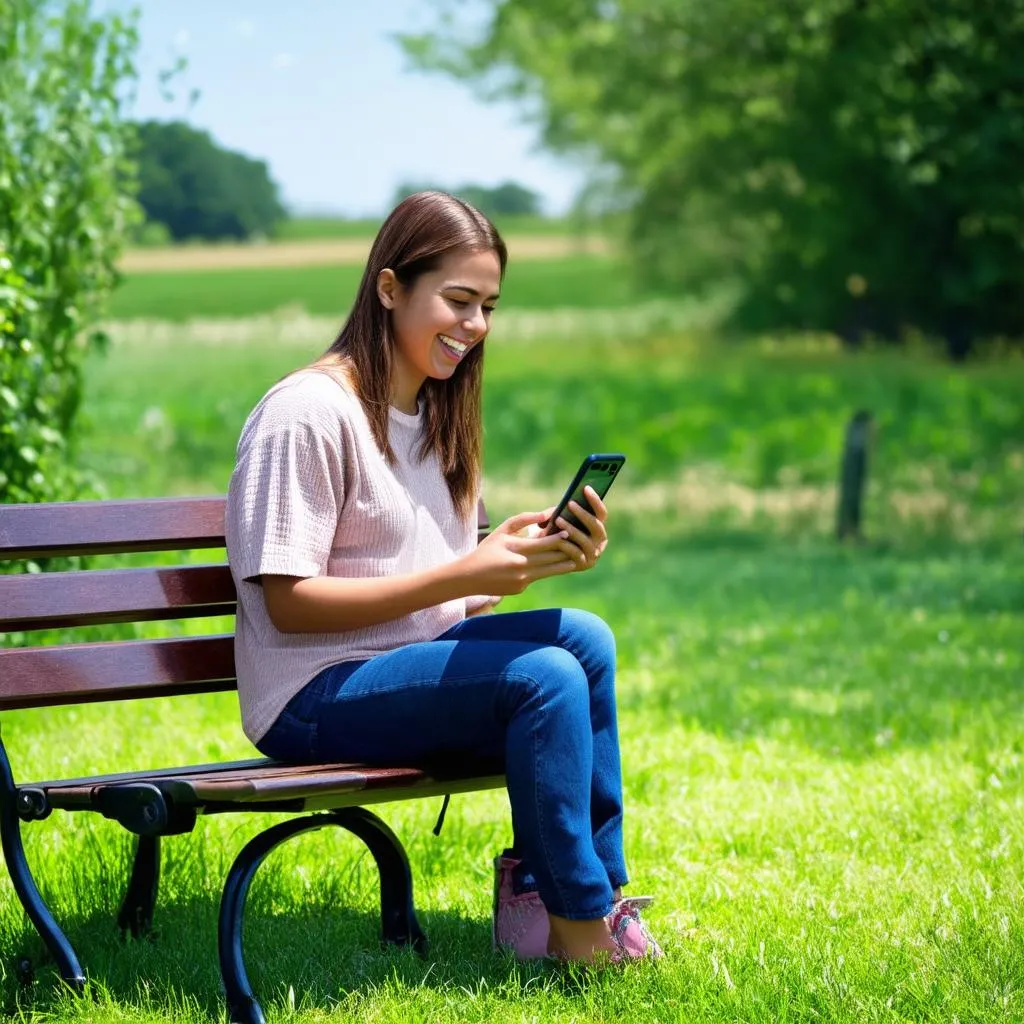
[226,382,347,583]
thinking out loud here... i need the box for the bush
[134,120,286,242]
[0,0,140,504]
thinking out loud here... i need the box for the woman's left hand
[553,485,609,572]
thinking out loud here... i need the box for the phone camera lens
[608,463,619,474]
[594,462,607,471]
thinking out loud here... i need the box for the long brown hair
[313,191,507,519]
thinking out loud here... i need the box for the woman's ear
[377,268,399,309]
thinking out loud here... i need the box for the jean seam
[519,671,574,918]
[504,667,602,919]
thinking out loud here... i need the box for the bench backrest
[0,497,490,712]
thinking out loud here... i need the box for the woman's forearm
[262,560,472,633]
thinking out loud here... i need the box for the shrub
[0,0,140,504]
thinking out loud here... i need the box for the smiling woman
[223,190,663,966]
[377,248,501,413]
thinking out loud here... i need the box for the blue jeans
[256,607,628,919]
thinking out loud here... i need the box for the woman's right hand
[459,511,582,595]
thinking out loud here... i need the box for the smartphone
[543,453,626,536]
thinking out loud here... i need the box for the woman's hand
[466,595,503,617]
[552,485,609,572]
[460,511,581,596]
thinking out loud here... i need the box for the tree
[404,0,1024,357]
[391,179,542,218]
[1,0,140,505]
[134,120,285,241]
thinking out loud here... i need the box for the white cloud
[271,52,293,70]
[235,19,255,38]
[173,28,190,48]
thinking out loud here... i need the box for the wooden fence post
[837,410,873,541]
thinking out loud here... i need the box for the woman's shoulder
[253,368,362,427]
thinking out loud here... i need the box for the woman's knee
[507,645,590,709]
[559,608,616,666]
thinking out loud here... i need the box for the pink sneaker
[607,897,664,961]
[492,854,550,959]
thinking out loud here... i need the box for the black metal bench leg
[218,809,427,1024]
[329,807,427,953]
[0,744,85,993]
[117,834,161,938]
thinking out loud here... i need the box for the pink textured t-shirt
[225,370,484,743]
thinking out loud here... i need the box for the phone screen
[545,454,625,535]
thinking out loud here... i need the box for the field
[2,233,1023,1023]
[108,252,634,321]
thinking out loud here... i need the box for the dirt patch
[120,234,609,274]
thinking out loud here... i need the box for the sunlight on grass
[2,319,1023,1022]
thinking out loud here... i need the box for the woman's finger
[530,548,580,566]
[530,557,580,580]
[500,510,550,537]
[581,485,609,522]
[515,529,572,553]
[555,515,596,560]
[567,500,607,544]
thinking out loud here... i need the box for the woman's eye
[448,298,468,308]
[484,306,496,315]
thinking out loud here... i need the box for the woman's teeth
[439,335,468,356]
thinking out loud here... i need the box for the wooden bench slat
[0,498,491,562]
[23,757,273,791]
[0,634,236,710]
[31,761,506,813]
[0,497,227,561]
[0,564,237,632]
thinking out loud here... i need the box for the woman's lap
[257,607,613,765]
[255,606,625,917]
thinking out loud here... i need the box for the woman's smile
[438,333,471,360]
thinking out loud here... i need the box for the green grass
[105,255,643,321]
[75,330,1024,538]
[2,321,1023,1022]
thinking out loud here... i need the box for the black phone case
[546,453,626,534]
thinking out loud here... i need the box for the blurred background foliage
[1,6,1023,1019]
[2,0,1023,513]
[0,0,138,506]
[403,0,1024,360]
[132,119,286,243]
[391,179,543,219]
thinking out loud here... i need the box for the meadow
[106,252,630,321]
[1,238,1022,1023]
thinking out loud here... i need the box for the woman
[225,191,661,964]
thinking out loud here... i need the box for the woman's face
[379,247,502,411]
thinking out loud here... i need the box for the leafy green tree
[463,181,541,216]
[134,120,285,241]
[391,179,542,218]
[1,0,140,505]
[405,0,1024,358]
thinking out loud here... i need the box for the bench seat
[18,757,505,819]
[0,495,499,1024]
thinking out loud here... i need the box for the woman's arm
[263,510,582,634]
[263,562,469,633]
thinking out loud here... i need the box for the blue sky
[97,0,585,217]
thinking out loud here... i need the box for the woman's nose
[464,309,487,335]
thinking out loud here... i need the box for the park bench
[0,496,502,1024]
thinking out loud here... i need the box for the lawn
[105,254,646,321]
[2,313,1022,1022]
